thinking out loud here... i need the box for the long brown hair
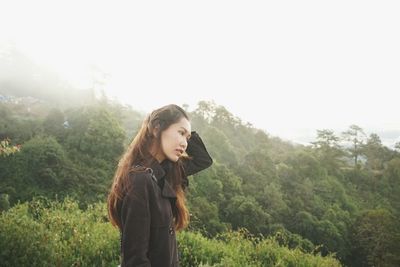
[107,104,190,231]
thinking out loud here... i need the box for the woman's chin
[167,155,180,162]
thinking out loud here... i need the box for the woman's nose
[180,139,187,150]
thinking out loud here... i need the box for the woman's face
[156,117,191,162]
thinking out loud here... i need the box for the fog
[1,0,399,146]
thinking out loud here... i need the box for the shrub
[0,198,119,267]
[1,198,341,267]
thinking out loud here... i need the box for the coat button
[169,227,174,235]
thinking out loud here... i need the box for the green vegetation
[0,198,119,267]
[1,94,400,266]
[0,138,20,157]
[0,198,340,267]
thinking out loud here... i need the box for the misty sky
[1,1,399,145]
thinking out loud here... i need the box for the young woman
[108,104,213,267]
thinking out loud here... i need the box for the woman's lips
[175,149,184,156]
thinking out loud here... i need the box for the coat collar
[149,159,177,199]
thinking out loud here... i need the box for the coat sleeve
[182,131,213,177]
[120,173,152,267]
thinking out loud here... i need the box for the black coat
[119,131,213,267]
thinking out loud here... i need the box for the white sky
[1,0,399,145]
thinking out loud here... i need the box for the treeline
[187,102,400,267]
[1,97,400,266]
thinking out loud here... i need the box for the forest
[1,90,400,266]
[1,47,400,266]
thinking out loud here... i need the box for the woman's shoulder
[121,169,157,201]
[127,167,157,188]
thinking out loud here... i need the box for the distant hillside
[0,43,95,108]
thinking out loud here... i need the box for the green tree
[189,167,224,204]
[394,142,400,152]
[65,105,126,163]
[286,150,326,180]
[315,219,344,257]
[188,196,227,236]
[193,100,216,123]
[225,195,271,234]
[3,136,79,203]
[201,126,238,166]
[311,129,344,174]
[214,163,243,201]
[0,104,42,144]
[262,182,288,222]
[385,158,400,213]
[0,194,10,212]
[237,149,276,203]
[42,108,66,142]
[292,211,317,240]
[342,125,366,168]
[0,138,20,157]
[352,209,400,267]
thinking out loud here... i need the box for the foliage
[0,199,341,267]
[0,198,120,267]
[1,96,400,266]
[350,209,400,267]
[178,229,341,267]
[0,138,20,156]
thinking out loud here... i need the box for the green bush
[1,198,341,267]
[178,229,341,267]
[0,204,54,267]
[0,198,119,267]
